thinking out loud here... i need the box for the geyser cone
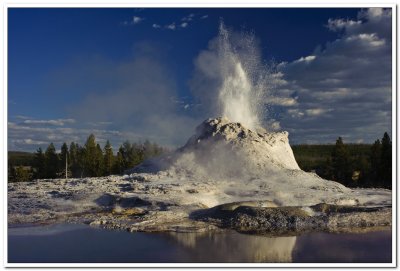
[130,117,299,177]
[181,117,300,170]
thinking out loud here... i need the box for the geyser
[217,24,259,129]
[192,22,274,131]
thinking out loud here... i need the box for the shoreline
[8,200,392,237]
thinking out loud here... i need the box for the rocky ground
[8,118,392,235]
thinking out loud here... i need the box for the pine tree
[77,144,86,178]
[69,142,78,177]
[83,134,98,177]
[355,155,369,187]
[369,139,382,186]
[34,147,46,179]
[60,142,69,178]
[153,142,164,156]
[331,137,351,185]
[45,143,58,178]
[14,166,32,182]
[95,143,104,176]
[143,140,153,160]
[103,140,114,176]
[119,141,133,169]
[380,132,392,189]
[113,149,124,174]
[8,162,16,182]
[131,142,144,166]
[321,157,334,180]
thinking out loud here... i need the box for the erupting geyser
[131,23,299,180]
[217,23,260,130]
[192,21,274,131]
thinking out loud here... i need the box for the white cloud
[360,7,385,19]
[345,33,385,47]
[121,16,144,26]
[8,120,127,151]
[165,23,176,30]
[293,55,316,63]
[15,115,32,120]
[22,118,76,126]
[327,18,361,32]
[277,8,392,143]
[287,109,304,119]
[305,108,332,117]
[269,97,297,106]
[147,13,209,30]
[12,139,48,145]
[181,13,195,22]
[88,121,113,127]
[133,16,143,24]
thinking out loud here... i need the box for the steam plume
[191,21,275,130]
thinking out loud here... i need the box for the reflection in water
[8,223,85,236]
[8,224,392,263]
[294,230,392,263]
[166,231,296,262]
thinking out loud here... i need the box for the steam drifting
[191,22,276,130]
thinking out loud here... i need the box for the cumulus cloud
[165,23,176,30]
[181,13,195,22]
[132,16,144,24]
[21,118,75,126]
[151,13,208,31]
[15,115,32,120]
[277,8,392,143]
[8,120,126,151]
[326,18,361,32]
[269,96,298,107]
[122,16,144,26]
[88,121,113,127]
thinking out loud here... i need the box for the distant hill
[8,151,35,167]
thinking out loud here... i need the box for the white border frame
[1,1,397,268]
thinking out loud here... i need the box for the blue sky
[8,8,392,151]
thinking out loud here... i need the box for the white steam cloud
[190,22,279,130]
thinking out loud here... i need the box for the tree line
[8,132,392,188]
[293,132,392,189]
[8,134,166,182]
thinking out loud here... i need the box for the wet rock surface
[193,202,392,235]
